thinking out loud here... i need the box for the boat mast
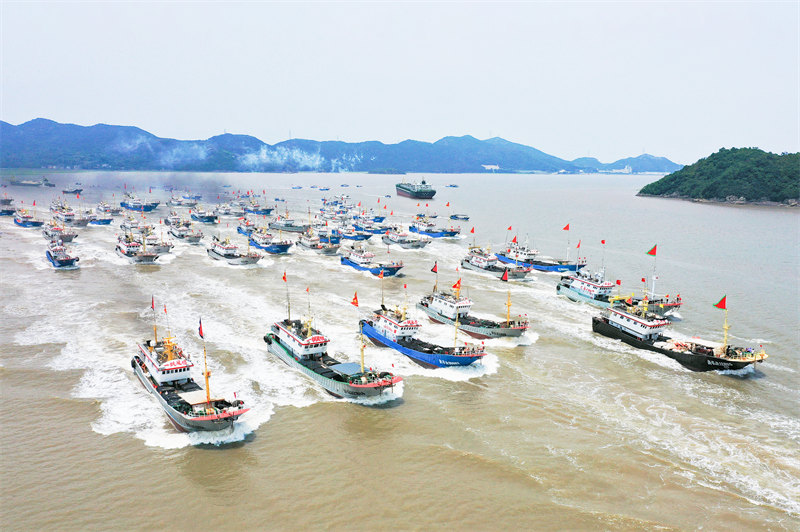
[359,321,365,373]
[723,308,729,348]
[201,321,212,407]
[506,290,512,328]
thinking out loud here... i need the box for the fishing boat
[249,229,293,254]
[96,201,123,216]
[340,243,404,277]
[297,229,340,255]
[137,230,174,254]
[381,228,431,249]
[339,227,373,241]
[0,194,14,206]
[268,216,309,233]
[360,303,486,368]
[120,216,152,234]
[461,246,532,280]
[396,180,436,199]
[62,185,83,194]
[236,218,257,235]
[408,218,460,238]
[264,314,401,400]
[46,239,80,268]
[13,209,44,227]
[120,192,160,212]
[87,213,113,225]
[168,222,204,243]
[495,240,586,272]
[116,234,159,263]
[591,297,768,372]
[556,269,616,307]
[207,235,262,265]
[0,205,16,216]
[42,220,78,242]
[416,279,529,339]
[164,211,182,226]
[449,214,469,221]
[446,184,459,188]
[190,207,219,224]
[132,311,249,432]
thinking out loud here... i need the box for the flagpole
[723,308,729,348]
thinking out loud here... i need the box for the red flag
[576,240,581,249]
[512,235,517,244]
[714,295,727,310]
[76,193,80,199]
[33,200,36,207]
[446,202,450,207]
[306,287,310,293]
[198,318,204,339]
[282,271,287,282]
[425,203,429,207]
[615,280,621,285]
[403,284,407,289]
[470,227,475,234]
[151,296,155,310]
[647,244,657,256]
[452,279,461,290]
[507,225,512,231]
[378,270,384,279]
[149,187,152,194]
[351,292,359,307]
[431,262,438,273]
[641,277,646,283]
[383,205,387,209]
[417,203,420,207]
[358,202,361,207]
[163,304,167,314]
[377,198,380,203]
[562,223,569,230]
[601,239,606,244]
[625,297,633,304]
[501,269,509,282]
[390,211,393,215]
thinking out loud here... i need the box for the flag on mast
[151,296,155,310]
[511,235,517,243]
[501,268,509,282]
[431,262,438,273]
[351,292,359,307]
[647,244,657,256]
[282,271,287,282]
[714,295,727,310]
[198,318,204,339]
[562,223,569,231]
[452,279,461,290]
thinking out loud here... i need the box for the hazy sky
[1,1,797,164]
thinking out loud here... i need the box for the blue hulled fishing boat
[340,243,403,277]
[360,304,485,368]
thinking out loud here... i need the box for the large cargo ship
[395,180,436,199]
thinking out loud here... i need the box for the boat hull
[460,260,530,279]
[207,249,261,265]
[556,284,610,308]
[495,253,584,272]
[381,235,430,249]
[591,317,755,372]
[116,247,159,263]
[264,334,395,399]
[46,251,79,268]
[340,256,402,276]
[120,201,159,212]
[249,238,292,254]
[395,186,435,199]
[415,302,526,339]
[14,219,44,227]
[408,226,459,238]
[360,321,482,368]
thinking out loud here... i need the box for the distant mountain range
[0,118,684,174]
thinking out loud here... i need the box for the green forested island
[638,148,799,205]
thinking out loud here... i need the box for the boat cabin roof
[689,337,724,348]
[329,362,362,376]
[178,390,223,405]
